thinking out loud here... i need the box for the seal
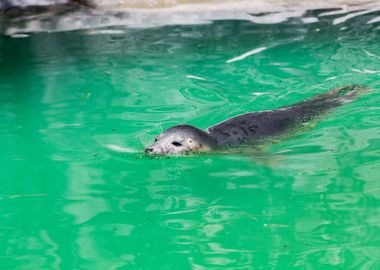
[145,85,365,155]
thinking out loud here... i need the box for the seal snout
[145,147,154,153]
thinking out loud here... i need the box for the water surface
[1,9,380,269]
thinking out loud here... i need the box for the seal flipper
[293,84,367,108]
[313,84,367,101]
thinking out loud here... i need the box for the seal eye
[172,141,182,147]
[154,138,158,142]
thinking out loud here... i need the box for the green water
[1,11,380,269]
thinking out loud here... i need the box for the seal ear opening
[187,138,201,150]
[186,138,195,145]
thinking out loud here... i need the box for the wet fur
[207,85,365,147]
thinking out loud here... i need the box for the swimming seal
[145,85,365,155]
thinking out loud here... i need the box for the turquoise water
[1,10,380,269]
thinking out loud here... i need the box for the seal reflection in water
[145,85,365,155]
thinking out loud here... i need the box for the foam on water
[2,0,380,35]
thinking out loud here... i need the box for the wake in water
[104,144,140,153]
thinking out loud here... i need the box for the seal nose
[145,148,153,153]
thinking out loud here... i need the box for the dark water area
[0,8,380,269]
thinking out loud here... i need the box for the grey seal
[145,85,365,155]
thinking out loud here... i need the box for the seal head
[145,125,217,155]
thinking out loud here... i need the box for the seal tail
[312,84,368,105]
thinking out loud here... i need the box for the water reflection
[0,11,380,269]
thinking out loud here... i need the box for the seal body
[145,85,365,155]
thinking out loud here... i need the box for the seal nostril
[145,148,153,153]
